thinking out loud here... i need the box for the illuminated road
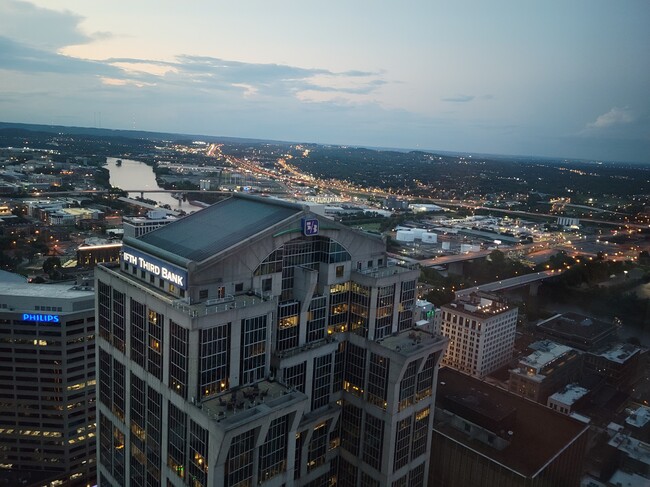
[454,270,563,297]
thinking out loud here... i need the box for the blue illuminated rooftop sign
[23,313,59,323]
[302,217,319,236]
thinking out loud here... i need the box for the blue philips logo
[22,313,60,323]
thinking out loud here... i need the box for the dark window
[312,354,332,410]
[262,278,272,293]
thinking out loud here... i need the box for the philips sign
[23,313,59,323]
[122,246,188,290]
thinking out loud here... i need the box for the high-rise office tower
[0,282,96,486]
[435,292,517,378]
[96,194,447,487]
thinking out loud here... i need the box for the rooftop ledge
[353,262,419,279]
[199,380,306,430]
[377,329,447,356]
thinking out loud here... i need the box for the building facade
[430,368,589,487]
[535,312,617,352]
[122,209,178,239]
[96,194,448,487]
[584,343,642,388]
[509,340,582,403]
[77,240,122,268]
[435,293,517,378]
[0,283,96,486]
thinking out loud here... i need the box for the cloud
[441,94,495,103]
[586,107,635,130]
[0,0,93,50]
[0,1,387,103]
[0,36,119,76]
[442,95,475,103]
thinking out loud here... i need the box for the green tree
[43,257,61,275]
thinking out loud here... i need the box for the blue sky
[0,0,648,162]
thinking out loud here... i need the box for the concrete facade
[436,293,517,378]
[96,194,448,487]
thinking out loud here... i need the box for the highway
[454,270,562,297]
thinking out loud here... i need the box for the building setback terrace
[200,380,305,429]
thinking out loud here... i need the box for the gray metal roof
[136,195,304,262]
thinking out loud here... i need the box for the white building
[557,216,580,227]
[435,292,517,378]
[547,384,589,415]
[48,207,103,225]
[122,209,179,238]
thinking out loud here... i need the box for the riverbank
[105,157,200,212]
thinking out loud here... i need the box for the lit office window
[200,322,231,397]
[189,420,209,487]
[169,320,188,399]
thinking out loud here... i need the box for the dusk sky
[1,0,648,163]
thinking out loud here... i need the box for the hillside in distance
[2,121,649,202]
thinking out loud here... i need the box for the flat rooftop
[609,433,650,466]
[200,380,306,429]
[549,384,589,406]
[134,194,304,262]
[537,312,616,342]
[607,470,648,487]
[520,340,575,371]
[593,342,641,364]
[378,329,447,357]
[625,405,650,429]
[123,214,179,224]
[435,367,589,477]
[0,282,93,300]
[442,293,513,319]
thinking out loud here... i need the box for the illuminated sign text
[122,246,188,290]
[23,313,59,323]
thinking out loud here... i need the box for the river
[105,157,198,212]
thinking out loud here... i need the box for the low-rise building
[430,368,589,487]
[584,343,642,388]
[76,238,122,267]
[122,209,179,238]
[509,340,582,403]
[535,312,617,352]
[547,383,590,415]
[608,433,650,479]
[48,207,103,225]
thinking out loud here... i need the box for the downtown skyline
[0,0,649,163]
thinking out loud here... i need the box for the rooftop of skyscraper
[129,194,306,263]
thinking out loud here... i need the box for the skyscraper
[96,194,447,487]
[0,282,96,486]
